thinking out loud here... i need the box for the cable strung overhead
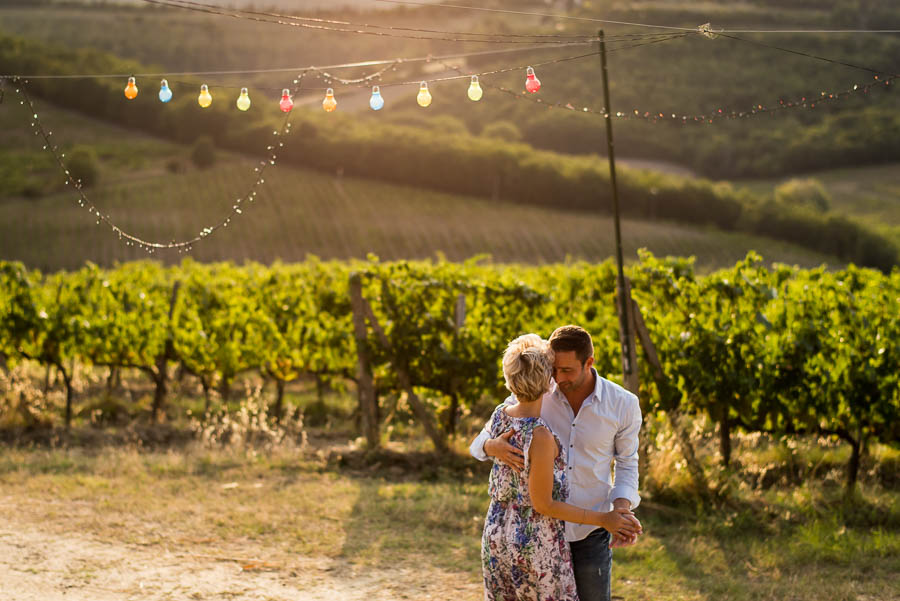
[375,0,900,34]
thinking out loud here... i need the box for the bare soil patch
[0,516,480,601]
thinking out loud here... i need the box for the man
[470,325,642,601]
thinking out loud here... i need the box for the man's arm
[608,393,643,548]
[469,424,493,462]
[609,393,642,510]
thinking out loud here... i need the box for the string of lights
[1,35,676,99]
[434,53,897,125]
[375,0,900,34]
[8,76,302,252]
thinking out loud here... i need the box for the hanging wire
[310,49,604,89]
[156,0,607,40]
[375,0,900,34]
[718,33,900,76]
[139,0,601,45]
[307,35,688,89]
[375,0,695,31]
[0,36,670,82]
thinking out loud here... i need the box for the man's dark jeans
[570,528,612,601]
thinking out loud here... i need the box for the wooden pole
[599,29,637,392]
[349,274,380,449]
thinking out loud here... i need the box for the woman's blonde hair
[502,334,554,402]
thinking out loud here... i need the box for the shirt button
[570,444,574,448]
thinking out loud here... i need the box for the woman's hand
[599,507,642,539]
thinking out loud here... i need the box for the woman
[481,334,639,601]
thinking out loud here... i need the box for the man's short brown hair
[548,325,594,365]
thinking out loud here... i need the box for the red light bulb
[525,66,540,94]
[279,89,293,113]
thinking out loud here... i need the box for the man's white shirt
[470,369,641,542]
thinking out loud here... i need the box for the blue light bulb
[369,86,384,111]
[158,79,173,103]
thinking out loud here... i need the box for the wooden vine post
[349,274,380,450]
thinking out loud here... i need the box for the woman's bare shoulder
[529,425,559,456]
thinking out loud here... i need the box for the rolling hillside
[0,95,840,272]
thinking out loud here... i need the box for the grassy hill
[0,94,839,272]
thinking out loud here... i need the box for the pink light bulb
[525,66,541,94]
[279,89,293,113]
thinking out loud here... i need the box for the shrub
[481,120,523,143]
[65,146,100,189]
[190,136,217,169]
[774,178,831,213]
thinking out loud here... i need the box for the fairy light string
[9,76,304,252]
[484,72,897,124]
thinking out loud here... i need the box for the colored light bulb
[158,79,172,103]
[525,66,541,93]
[279,88,293,112]
[198,84,212,108]
[467,75,483,101]
[322,88,337,112]
[417,81,432,108]
[124,76,138,100]
[369,85,384,111]
[236,87,251,111]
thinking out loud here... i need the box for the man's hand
[609,498,642,548]
[484,429,524,472]
[599,508,641,539]
[609,532,639,548]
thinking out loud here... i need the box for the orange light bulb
[322,88,337,112]
[124,76,138,100]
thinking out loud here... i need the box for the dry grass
[0,436,900,600]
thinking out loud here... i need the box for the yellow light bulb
[323,88,337,112]
[467,75,482,101]
[124,76,138,100]
[417,81,432,108]
[198,84,212,108]
[236,87,251,111]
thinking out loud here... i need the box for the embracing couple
[470,325,643,601]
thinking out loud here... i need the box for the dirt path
[0,521,480,601]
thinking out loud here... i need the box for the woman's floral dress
[481,403,579,601]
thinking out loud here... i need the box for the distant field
[0,95,840,272]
